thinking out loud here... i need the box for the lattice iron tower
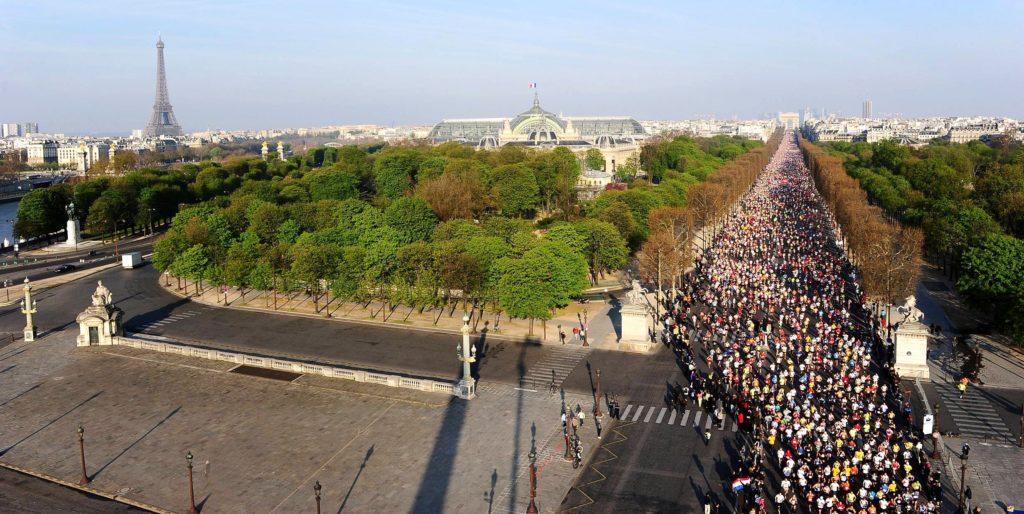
[144,36,183,137]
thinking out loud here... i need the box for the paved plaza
[0,326,601,513]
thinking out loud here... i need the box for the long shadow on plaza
[0,391,103,456]
[123,297,191,331]
[338,445,374,513]
[0,383,40,408]
[607,295,623,341]
[91,406,182,480]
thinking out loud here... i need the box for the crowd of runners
[658,133,947,513]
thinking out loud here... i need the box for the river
[0,200,19,245]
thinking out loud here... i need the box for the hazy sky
[3,0,1023,135]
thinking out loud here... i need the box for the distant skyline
[3,0,1023,135]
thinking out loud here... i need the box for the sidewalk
[162,275,627,347]
[913,263,1024,514]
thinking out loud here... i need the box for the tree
[496,256,552,334]
[636,229,689,295]
[384,196,438,245]
[373,148,422,199]
[491,164,539,217]
[959,234,1024,305]
[170,244,211,294]
[584,148,605,171]
[111,152,138,173]
[152,231,189,272]
[597,201,639,245]
[305,169,359,201]
[575,219,629,282]
[14,187,71,239]
[417,166,490,221]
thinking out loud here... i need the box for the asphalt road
[0,468,144,513]
[0,264,581,389]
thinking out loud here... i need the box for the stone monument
[894,295,930,379]
[76,281,124,347]
[65,202,81,247]
[619,280,653,351]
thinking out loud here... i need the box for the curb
[0,460,172,513]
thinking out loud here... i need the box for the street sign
[922,414,934,435]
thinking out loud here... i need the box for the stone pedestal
[455,378,476,400]
[23,326,35,342]
[619,303,652,352]
[66,218,81,246]
[76,281,124,347]
[894,320,930,379]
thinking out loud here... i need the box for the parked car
[54,264,75,273]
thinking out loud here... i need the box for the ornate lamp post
[186,451,198,514]
[77,425,90,486]
[21,278,37,342]
[958,443,970,510]
[314,480,322,514]
[456,314,476,400]
[594,369,603,418]
[526,447,538,514]
[582,308,589,347]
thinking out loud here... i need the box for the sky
[2,0,1023,135]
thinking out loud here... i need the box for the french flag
[528,82,537,89]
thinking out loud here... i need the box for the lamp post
[21,278,36,342]
[4,279,9,302]
[958,443,970,510]
[582,308,589,347]
[456,314,476,400]
[113,217,126,257]
[595,369,603,418]
[313,480,322,514]
[186,451,198,514]
[526,447,538,514]
[563,405,572,461]
[77,425,90,486]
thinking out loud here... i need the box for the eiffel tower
[143,36,183,137]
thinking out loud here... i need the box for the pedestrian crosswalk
[521,346,588,391]
[616,404,740,432]
[132,310,207,333]
[934,382,1014,443]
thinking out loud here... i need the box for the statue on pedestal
[626,280,649,306]
[897,295,924,324]
[65,202,81,247]
[76,280,123,347]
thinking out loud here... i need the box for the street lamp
[21,278,37,342]
[582,308,589,347]
[958,443,970,510]
[526,447,538,514]
[186,451,198,514]
[77,425,90,486]
[314,480,322,514]
[113,217,126,257]
[456,314,477,400]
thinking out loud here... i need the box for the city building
[575,169,614,200]
[1,122,38,138]
[862,99,872,119]
[428,94,646,173]
[26,141,58,164]
[427,94,645,147]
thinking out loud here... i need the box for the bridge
[0,175,70,203]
